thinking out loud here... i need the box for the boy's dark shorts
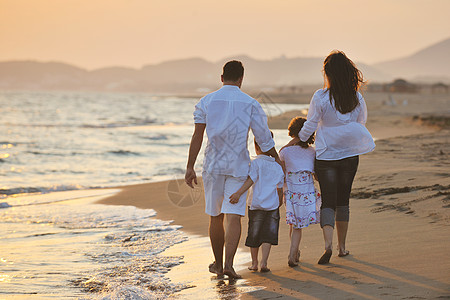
[245,207,280,248]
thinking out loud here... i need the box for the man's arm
[250,102,275,153]
[229,176,254,204]
[185,123,206,188]
[263,147,284,173]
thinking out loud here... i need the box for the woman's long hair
[323,50,365,114]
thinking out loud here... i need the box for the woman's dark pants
[314,156,359,228]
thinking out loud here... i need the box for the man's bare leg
[223,213,242,279]
[209,214,224,275]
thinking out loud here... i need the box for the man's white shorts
[202,172,248,216]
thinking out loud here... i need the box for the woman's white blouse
[299,89,375,161]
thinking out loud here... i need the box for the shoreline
[97,100,449,298]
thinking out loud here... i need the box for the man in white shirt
[185,60,280,279]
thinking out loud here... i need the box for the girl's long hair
[323,50,365,114]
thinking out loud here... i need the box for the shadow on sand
[243,255,449,299]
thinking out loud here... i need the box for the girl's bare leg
[288,228,302,267]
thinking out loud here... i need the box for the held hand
[280,137,300,151]
[185,168,197,188]
[229,193,241,204]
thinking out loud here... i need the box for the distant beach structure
[386,79,418,93]
[431,82,449,94]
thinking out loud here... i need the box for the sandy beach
[97,91,450,299]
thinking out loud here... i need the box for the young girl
[279,117,321,267]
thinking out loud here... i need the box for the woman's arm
[280,138,300,151]
[357,95,368,125]
[299,93,322,142]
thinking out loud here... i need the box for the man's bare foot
[209,261,223,275]
[223,267,242,279]
[338,250,350,257]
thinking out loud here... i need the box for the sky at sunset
[1,0,449,69]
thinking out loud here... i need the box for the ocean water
[0,91,304,196]
[0,91,306,299]
[1,189,187,299]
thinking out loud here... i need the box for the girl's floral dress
[285,170,321,228]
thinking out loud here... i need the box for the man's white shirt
[194,85,274,177]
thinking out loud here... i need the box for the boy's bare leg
[288,228,302,267]
[248,247,259,271]
[260,243,271,271]
[209,214,224,275]
[223,213,242,279]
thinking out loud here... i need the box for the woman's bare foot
[208,261,223,275]
[338,250,350,257]
[318,249,332,264]
[223,266,242,279]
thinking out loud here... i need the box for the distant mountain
[0,59,221,92]
[215,54,388,85]
[0,57,389,92]
[0,61,87,89]
[374,37,450,81]
[0,39,448,92]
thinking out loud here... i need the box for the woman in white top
[286,51,375,265]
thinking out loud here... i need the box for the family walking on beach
[185,51,375,279]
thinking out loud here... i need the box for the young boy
[229,135,284,272]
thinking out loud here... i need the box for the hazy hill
[0,61,87,89]
[0,38,448,92]
[217,55,389,86]
[374,37,450,81]
[0,57,388,92]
